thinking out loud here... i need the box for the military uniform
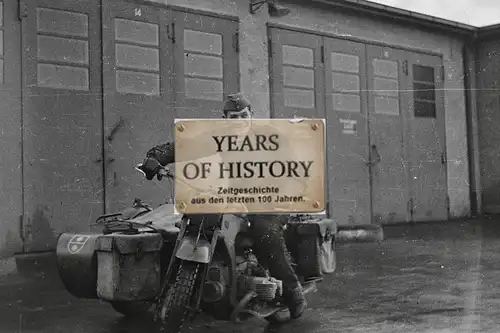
[145,93,307,318]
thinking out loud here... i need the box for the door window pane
[37,35,89,65]
[281,45,315,108]
[184,54,223,79]
[374,77,398,97]
[413,65,435,82]
[330,52,360,112]
[36,7,90,90]
[413,65,436,118]
[282,45,313,67]
[113,18,160,95]
[331,52,359,73]
[374,96,399,115]
[185,78,223,101]
[284,88,315,109]
[183,29,224,101]
[415,101,436,118]
[283,67,314,88]
[184,30,222,55]
[332,72,359,93]
[413,82,435,101]
[37,8,88,37]
[372,59,400,115]
[332,93,360,113]
[115,44,159,71]
[373,59,398,78]
[115,19,159,46]
[116,70,159,95]
[38,64,89,91]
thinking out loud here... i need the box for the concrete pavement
[1,217,500,332]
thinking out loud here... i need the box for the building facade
[0,0,495,256]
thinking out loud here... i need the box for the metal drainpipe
[463,32,482,216]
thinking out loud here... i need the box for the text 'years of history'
[174,118,326,214]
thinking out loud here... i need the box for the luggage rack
[94,213,158,235]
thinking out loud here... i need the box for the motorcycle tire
[110,301,153,317]
[158,261,200,333]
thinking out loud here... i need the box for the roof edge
[306,0,477,36]
[476,23,500,41]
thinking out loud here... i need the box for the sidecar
[56,203,383,317]
[56,203,180,315]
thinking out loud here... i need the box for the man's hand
[136,157,163,180]
[146,142,175,166]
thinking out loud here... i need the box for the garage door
[103,3,240,213]
[21,1,241,252]
[324,37,371,226]
[101,0,173,213]
[406,53,448,221]
[268,27,372,224]
[366,45,411,224]
[269,27,449,225]
[21,0,103,251]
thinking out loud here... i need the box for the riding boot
[248,214,308,319]
[283,282,307,319]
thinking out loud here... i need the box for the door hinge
[233,32,239,53]
[320,45,325,63]
[18,0,28,20]
[439,65,445,82]
[445,194,450,214]
[403,60,409,76]
[408,198,414,217]
[267,37,272,57]
[19,215,25,242]
[441,152,446,164]
[167,22,176,43]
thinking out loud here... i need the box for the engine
[201,253,283,306]
[236,253,283,301]
[202,261,230,303]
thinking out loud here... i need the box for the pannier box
[96,232,163,301]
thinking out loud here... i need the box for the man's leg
[247,214,307,319]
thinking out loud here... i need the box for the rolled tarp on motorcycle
[336,224,384,243]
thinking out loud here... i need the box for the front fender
[175,236,212,263]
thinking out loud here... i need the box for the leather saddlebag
[286,216,337,280]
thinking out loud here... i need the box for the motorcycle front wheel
[158,261,200,333]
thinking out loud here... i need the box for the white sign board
[173,118,326,214]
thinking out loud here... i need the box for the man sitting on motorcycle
[144,93,308,319]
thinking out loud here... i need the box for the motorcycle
[56,156,337,333]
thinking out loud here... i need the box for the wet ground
[1,219,500,332]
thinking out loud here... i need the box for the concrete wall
[152,0,471,218]
[0,1,23,258]
[0,0,474,256]
[475,38,500,213]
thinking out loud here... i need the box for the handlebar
[156,166,174,180]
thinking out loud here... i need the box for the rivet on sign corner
[313,201,320,208]
[177,124,185,132]
[311,123,318,131]
[177,202,187,211]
